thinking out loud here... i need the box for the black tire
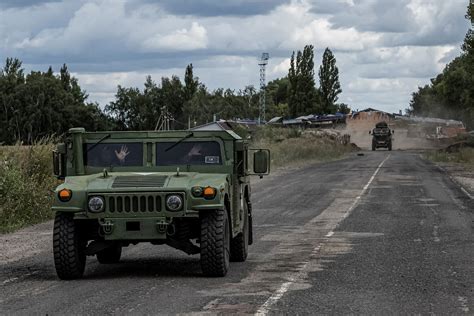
[97,244,122,264]
[372,144,376,151]
[53,213,86,280]
[200,209,230,277]
[247,201,254,245]
[230,202,249,262]
[388,143,392,151]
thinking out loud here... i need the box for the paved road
[1,151,473,315]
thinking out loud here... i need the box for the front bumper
[96,217,171,240]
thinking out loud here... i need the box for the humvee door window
[84,143,143,167]
[156,141,222,165]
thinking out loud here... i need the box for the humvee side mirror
[53,143,66,179]
[369,131,371,135]
[250,149,270,178]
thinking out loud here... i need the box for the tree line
[408,3,474,129]
[0,46,344,144]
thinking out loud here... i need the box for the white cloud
[142,22,208,51]
[289,18,380,51]
[271,58,290,76]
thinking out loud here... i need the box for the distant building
[190,121,234,131]
[349,108,395,123]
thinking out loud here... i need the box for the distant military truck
[52,128,270,279]
[369,121,393,151]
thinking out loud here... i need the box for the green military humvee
[52,127,270,279]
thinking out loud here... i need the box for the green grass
[250,127,354,168]
[425,147,474,167]
[0,139,60,233]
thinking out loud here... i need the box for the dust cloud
[343,117,438,150]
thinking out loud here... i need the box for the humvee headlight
[88,196,105,213]
[58,189,72,202]
[203,187,216,199]
[166,194,183,211]
[191,186,203,197]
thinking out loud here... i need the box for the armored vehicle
[52,128,270,279]
[370,121,393,151]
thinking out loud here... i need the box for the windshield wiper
[86,134,111,152]
[165,132,194,152]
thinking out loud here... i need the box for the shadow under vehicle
[369,121,394,151]
[52,128,270,279]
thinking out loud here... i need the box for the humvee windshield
[85,143,143,167]
[156,141,222,166]
[84,141,223,167]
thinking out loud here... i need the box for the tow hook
[99,219,114,235]
[156,219,169,234]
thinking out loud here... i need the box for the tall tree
[184,63,198,101]
[288,45,319,117]
[319,48,342,114]
[288,51,298,117]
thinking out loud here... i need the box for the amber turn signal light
[203,187,216,199]
[58,189,72,202]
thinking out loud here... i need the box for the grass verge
[250,127,355,168]
[0,139,60,233]
[424,148,474,168]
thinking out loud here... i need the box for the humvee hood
[61,172,229,192]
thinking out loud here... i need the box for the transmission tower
[258,52,269,124]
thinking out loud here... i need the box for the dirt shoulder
[434,162,474,197]
[0,220,53,265]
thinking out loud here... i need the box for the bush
[0,139,59,233]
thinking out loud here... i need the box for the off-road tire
[230,203,249,262]
[388,143,392,151]
[372,144,376,151]
[200,209,230,277]
[97,244,122,264]
[53,213,86,280]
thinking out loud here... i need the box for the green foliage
[251,127,353,167]
[288,45,320,117]
[425,148,474,166]
[184,63,198,101]
[0,58,111,145]
[408,4,474,129]
[336,103,350,114]
[319,48,342,114]
[265,77,290,119]
[0,139,60,232]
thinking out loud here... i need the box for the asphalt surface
[1,151,473,315]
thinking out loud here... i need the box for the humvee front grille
[112,176,168,188]
[106,194,162,213]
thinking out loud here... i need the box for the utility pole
[258,52,269,125]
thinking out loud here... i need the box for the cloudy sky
[0,0,471,114]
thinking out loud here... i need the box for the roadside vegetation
[425,148,474,167]
[0,139,59,233]
[249,127,354,168]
